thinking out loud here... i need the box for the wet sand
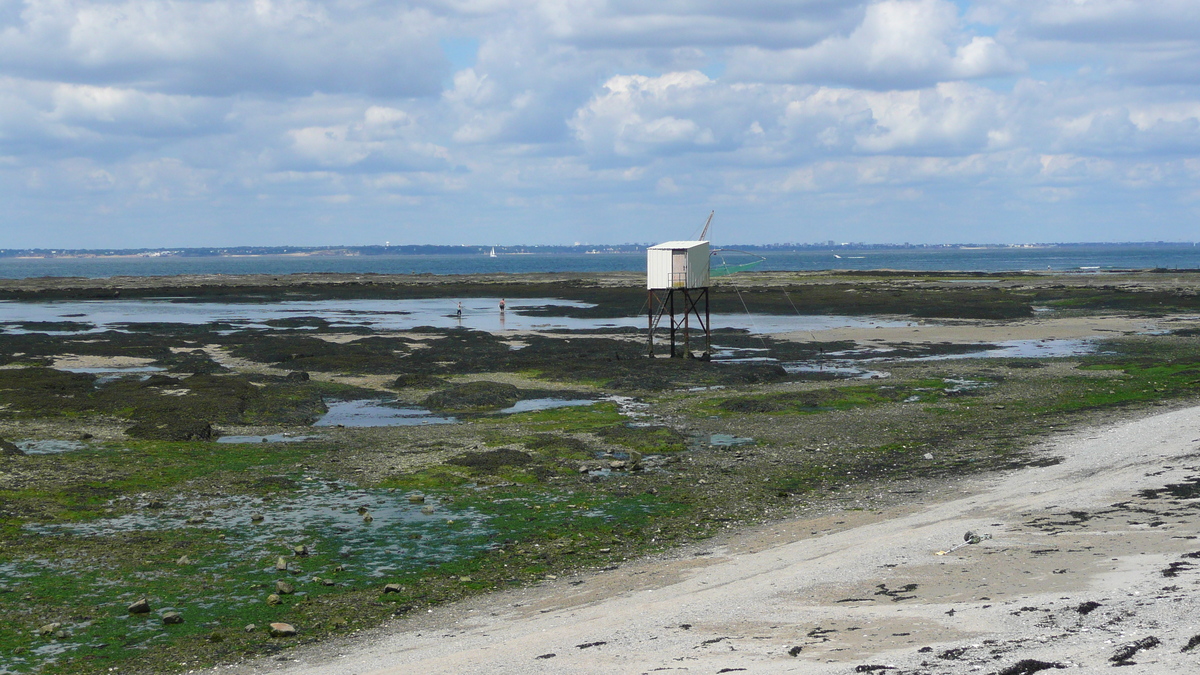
[216,405,1200,674]
[778,314,1166,346]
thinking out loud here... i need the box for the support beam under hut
[646,240,711,359]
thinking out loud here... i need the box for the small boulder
[128,598,151,614]
[244,624,256,633]
[38,623,61,637]
[266,594,282,606]
[176,555,190,565]
[382,583,403,594]
[420,505,435,515]
[0,437,24,456]
[162,612,183,625]
[407,493,426,504]
[250,513,265,522]
[293,544,309,557]
[275,581,295,595]
[275,557,288,571]
[285,371,310,382]
[126,419,214,442]
[269,622,297,638]
[422,381,520,412]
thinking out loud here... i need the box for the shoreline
[208,403,1200,674]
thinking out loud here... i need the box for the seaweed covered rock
[0,437,24,456]
[142,374,183,387]
[126,419,215,441]
[446,448,533,472]
[423,381,520,412]
[393,373,447,389]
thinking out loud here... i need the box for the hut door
[671,250,687,288]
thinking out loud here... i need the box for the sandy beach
[209,404,1200,674]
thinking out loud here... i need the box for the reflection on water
[774,339,1097,378]
[16,440,85,455]
[0,297,919,335]
[216,434,317,444]
[783,364,890,379]
[915,338,1095,360]
[498,398,597,414]
[708,434,755,448]
[314,400,457,427]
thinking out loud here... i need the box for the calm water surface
[4,245,1200,279]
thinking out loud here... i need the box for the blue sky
[2,0,1199,247]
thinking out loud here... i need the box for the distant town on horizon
[2,241,1198,259]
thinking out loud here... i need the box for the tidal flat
[3,270,1200,674]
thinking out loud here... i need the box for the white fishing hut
[646,240,712,359]
[647,241,710,290]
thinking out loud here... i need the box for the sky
[2,0,1199,248]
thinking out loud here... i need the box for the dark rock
[128,598,151,614]
[0,437,24,456]
[143,374,182,387]
[1110,636,1160,664]
[855,666,895,673]
[446,448,533,472]
[996,660,1066,675]
[788,646,802,656]
[126,419,214,442]
[1076,601,1101,615]
[162,612,183,625]
[393,374,447,389]
[535,653,556,659]
[423,381,520,412]
[1181,634,1200,652]
[285,371,310,382]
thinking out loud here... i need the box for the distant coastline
[2,241,1197,260]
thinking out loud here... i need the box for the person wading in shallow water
[456,302,463,320]
[499,298,506,312]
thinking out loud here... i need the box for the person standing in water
[499,298,506,312]
[456,302,463,320]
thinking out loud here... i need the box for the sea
[2,245,1200,280]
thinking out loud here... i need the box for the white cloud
[0,0,448,96]
[571,71,714,156]
[727,0,1022,88]
[283,106,452,171]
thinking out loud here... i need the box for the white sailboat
[489,247,497,258]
